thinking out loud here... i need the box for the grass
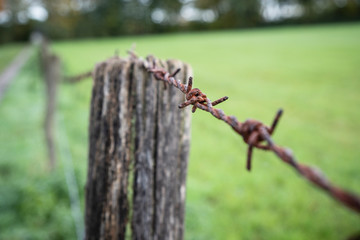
[0,43,25,72]
[1,22,360,239]
[0,54,77,239]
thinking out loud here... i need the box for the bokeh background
[1,0,360,42]
[0,0,360,239]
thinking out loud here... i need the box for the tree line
[0,0,359,43]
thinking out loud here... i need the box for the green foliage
[0,23,360,239]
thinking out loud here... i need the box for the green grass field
[1,23,360,239]
[0,44,24,72]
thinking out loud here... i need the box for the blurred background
[1,0,360,42]
[0,0,360,239]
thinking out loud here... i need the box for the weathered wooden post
[40,39,60,170]
[85,56,192,240]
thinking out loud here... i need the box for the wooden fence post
[40,39,60,170]
[85,56,192,240]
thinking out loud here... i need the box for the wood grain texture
[86,56,191,240]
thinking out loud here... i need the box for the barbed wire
[135,54,360,214]
[64,71,92,83]
[67,50,360,214]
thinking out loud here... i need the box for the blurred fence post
[85,56,192,240]
[40,39,60,170]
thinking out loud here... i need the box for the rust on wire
[132,51,360,215]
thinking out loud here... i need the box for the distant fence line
[39,40,84,240]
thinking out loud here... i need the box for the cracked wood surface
[86,56,191,240]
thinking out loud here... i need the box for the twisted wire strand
[141,57,360,214]
[64,71,92,83]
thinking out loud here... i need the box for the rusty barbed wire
[137,54,360,214]
[64,71,92,83]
